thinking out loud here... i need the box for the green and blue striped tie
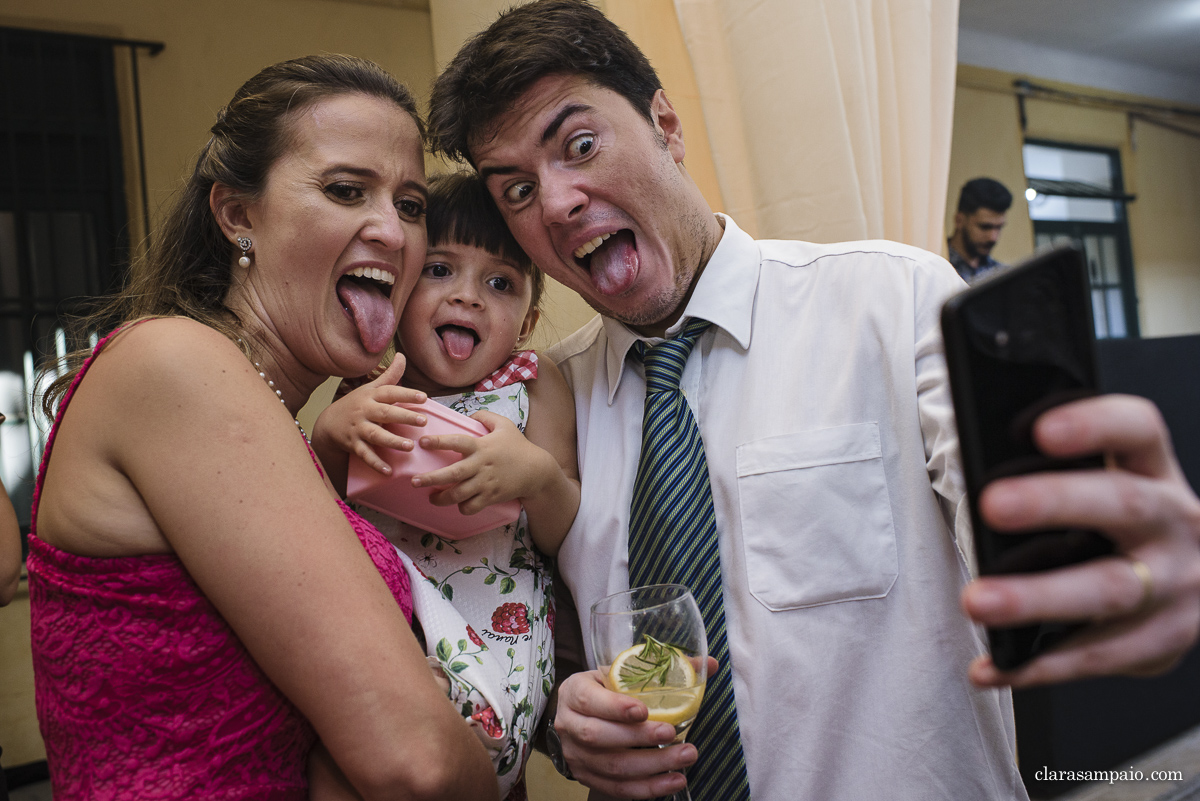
[628,317,751,801]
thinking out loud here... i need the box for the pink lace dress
[27,325,414,800]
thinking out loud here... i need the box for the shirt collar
[601,214,759,402]
[947,240,1000,279]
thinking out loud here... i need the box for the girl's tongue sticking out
[438,325,478,360]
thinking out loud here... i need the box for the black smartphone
[941,244,1113,670]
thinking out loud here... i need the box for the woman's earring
[236,237,253,269]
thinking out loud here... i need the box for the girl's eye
[487,276,513,292]
[566,133,595,159]
[424,263,450,278]
[326,183,363,202]
[397,198,425,221]
[503,182,535,204]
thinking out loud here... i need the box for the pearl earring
[236,237,253,269]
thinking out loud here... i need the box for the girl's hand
[413,411,555,514]
[410,355,580,557]
[312,355,428,477]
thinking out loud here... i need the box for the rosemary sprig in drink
[614,635,686,691]
[607,634,704,732]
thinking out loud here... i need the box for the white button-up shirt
[549,215,1026,801]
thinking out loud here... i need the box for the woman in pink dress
[28,55,496,800]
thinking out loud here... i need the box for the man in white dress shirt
[428,2,1200,799]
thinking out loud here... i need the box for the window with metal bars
[1023,140,1139,339]
[0,26,130,533]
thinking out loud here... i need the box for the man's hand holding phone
[942,245,1200,686]
[963,393,1200,687]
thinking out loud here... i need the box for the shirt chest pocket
[735,423,898,611]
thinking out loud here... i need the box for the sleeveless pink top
[27,324,413,800]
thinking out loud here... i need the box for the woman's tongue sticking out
[337,276,395,354]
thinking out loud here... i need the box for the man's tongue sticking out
[587,231,638,296]
[440,326,477,361]
[336,278,395,354]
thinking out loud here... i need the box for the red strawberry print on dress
[492,602,531,635]
[472,705,504,739]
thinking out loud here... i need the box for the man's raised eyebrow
[479,164,516,182]
[477,104,593,182]
[542,103,592,144]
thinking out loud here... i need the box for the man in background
[948,177,1012,282]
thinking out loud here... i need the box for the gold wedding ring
[1128,558,1155,615]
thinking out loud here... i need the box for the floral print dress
[354,378,553,800]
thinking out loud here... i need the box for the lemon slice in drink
[608,640,703,728]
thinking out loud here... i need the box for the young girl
[312,171,580,800]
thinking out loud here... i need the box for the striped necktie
[628,317,751,801]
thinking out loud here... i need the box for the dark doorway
[0,26,130,533]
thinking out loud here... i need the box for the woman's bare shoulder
[99,317,240,372]
[73,318,277,467]
[89,318,256,406]
[36,319,252,555]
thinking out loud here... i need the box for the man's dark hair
[427,172,544,309]
[428,0,662,164]
[957,177,1013,214]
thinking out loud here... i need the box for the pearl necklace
[237,338,308,440]
[256,360,309,440]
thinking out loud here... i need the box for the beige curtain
[673,0,959,251]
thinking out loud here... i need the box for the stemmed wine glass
[590,584,708,801]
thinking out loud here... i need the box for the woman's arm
[65,320,496,801]
[308,741,363,801]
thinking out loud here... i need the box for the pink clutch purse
[346,399,521,539]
